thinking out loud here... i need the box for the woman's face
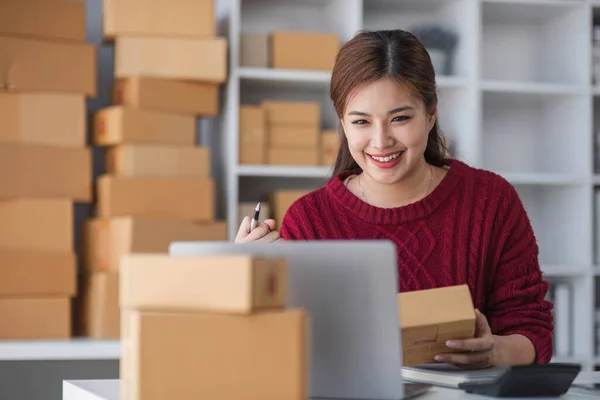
[340,78,436,185]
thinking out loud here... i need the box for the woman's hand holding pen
[235,216,283,243]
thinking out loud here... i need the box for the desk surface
[63,377,600,400]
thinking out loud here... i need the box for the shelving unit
[221,0,600,371]
[0,340,120,361]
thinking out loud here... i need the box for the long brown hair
[330,29,449,177]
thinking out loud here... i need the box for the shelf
[238,67,467,90]
[481,0,583,20]
[481,80,586,96]
[499,173,587,186]
[237,67,331,86]
[237,164,332,178]
[240,0,359,42]
[0,339,120,361]
[481,90,589,176]
[541,265,591,277]
[481,0,587,86]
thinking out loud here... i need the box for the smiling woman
[234,29,555,371]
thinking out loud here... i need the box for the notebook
[400,363,506,388]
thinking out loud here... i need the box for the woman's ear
[339,117,346,133]
[427,107,438,131]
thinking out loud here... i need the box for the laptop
[168,240,431,400]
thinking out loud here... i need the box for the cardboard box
[0,35,96,96]
[267,148,319,166]
[240,33,269,67]
[94,106,196,147]
[0,298,71,339]
[113,77,218,116]
[262,100,320,126]
[321,129,340,165]
[271,31,339,71]
[82,217,227,272]
[79,272,120,339]
[96,176,215,221]
[105,144,211,178]
[122,309,308,400]
[239,105,266,144]
[120,254,288,313]
[115,36,227,83]
[270,190,310,226]
[0,144,92,201]
[0,199,73,252]
[103,0,215,40]
[0,249,76,296]
[239,143,265,165]
[0,92,85,147]
[0,0,86,42]
[398,285,476,366]
[239,105,266,164]
[268,125,320,148]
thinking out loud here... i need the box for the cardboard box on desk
[398,284,476,366]
[121,309,309,400]
[114,36,227,83]
[0,92,85,147]
[0,144,92,201]
[119,254,288,313]
[0,0,86,42]
[82,217,227,272]
[105,144,211,178]
[95,176,215,221]
[113,77,218,117]
[103,0,215,40]
[0,35,96,96]
[93,106,196,147]
[0,199,73,252]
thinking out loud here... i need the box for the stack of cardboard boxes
[119,253,309,400]
[239,101,340,167]
[78,0,229,339]
[0,0,96,339]
[239,30,342,167]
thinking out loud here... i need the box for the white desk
[63,376,600,400]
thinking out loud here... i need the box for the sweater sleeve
[485,181,554,364]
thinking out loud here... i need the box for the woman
[236,29,554,370]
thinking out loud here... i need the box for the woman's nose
[371,123,393,148]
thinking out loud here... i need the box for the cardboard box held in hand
[398,284,476,366]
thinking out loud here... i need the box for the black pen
[249,202,261,233]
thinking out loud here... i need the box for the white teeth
[371,151,403,162]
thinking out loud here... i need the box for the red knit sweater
[280,159,554,364]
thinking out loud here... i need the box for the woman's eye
[352,119,368,125]
[392,116,410,122]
